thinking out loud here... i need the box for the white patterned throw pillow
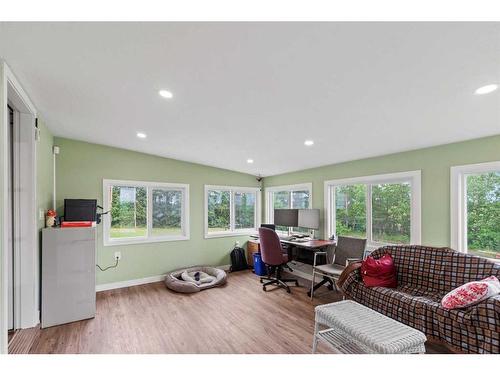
[441,276,500,309]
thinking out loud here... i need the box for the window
[204,185,260,238]
[325,171,421,248]
[103,180,189,245]
[451,161,500,260]
[265,183,312,233]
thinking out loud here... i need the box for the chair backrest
[333,236,367,266]
[259,227,284,266]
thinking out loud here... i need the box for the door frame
[1,61,38,354]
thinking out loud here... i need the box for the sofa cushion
[346,281,427,331]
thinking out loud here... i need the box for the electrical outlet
[39,209,45,220]
[114,251,122,260]
[235,241,240,247]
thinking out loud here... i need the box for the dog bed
[164,266,227,293]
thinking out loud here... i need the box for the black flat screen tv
[273,209,299,227]
[64,199,97,222]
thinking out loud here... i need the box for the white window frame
[103,179,190,246]
[450,161,500,255]
[324,171,421,250]
[264,183,313,233]
[204,185,261,239]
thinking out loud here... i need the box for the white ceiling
[1,22,499,176]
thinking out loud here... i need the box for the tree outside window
[207,190,231,232]
[466,172,500,260]
[335,184,366,239]
[110,186,147,238]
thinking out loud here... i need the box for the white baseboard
[96,274,166,292]
[96,264,232,292]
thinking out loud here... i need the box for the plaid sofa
[339,245,500,354]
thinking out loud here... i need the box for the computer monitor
[260,224,276,231]
[64,199,97,222]
[273,209,299,227]
[298,208,320,230]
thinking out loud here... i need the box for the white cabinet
[41,227,96,328]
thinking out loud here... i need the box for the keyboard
[280,236,311,242]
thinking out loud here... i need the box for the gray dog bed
[165,266,227,293]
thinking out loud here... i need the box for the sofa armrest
[470,294,500,331]
[337,261,362,290]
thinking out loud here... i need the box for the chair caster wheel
[307,291,311,297]
[260,279,263,283]
[262,286,266,291]
[286,289,291,293]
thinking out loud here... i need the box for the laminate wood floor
[28,271,451,354]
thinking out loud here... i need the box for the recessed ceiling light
[304,140,314,146]
[136,132,147,139]
[474,84,498,95]
[247,159,254,164]
[159,90,173,99]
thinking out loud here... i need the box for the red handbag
[361,253,397,288]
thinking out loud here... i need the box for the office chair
[258,227,299,293]
[308,236,366,300]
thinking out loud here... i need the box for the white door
[7,105,14,331]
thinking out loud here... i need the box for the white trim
[2,64,37,117]
[1,64,7,354]
[323,170,421,187]
[265,182,313,193]
[96,264,231,292]
[96,274,166,292]
[17,113,38,329]
[0,62,38,354]
[324,170,421,248]
[264,182,313,225]
[450,161,500,253]
[204,185,261,239]
[103,179,190,246]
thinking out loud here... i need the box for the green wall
[54,137,259,285]
[52,134,500,285]
[263,135,500,247]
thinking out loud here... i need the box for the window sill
[104,235,190,247]
[364,241,413,254]
[204,231,256,239]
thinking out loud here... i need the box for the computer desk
[246,238,335,267]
